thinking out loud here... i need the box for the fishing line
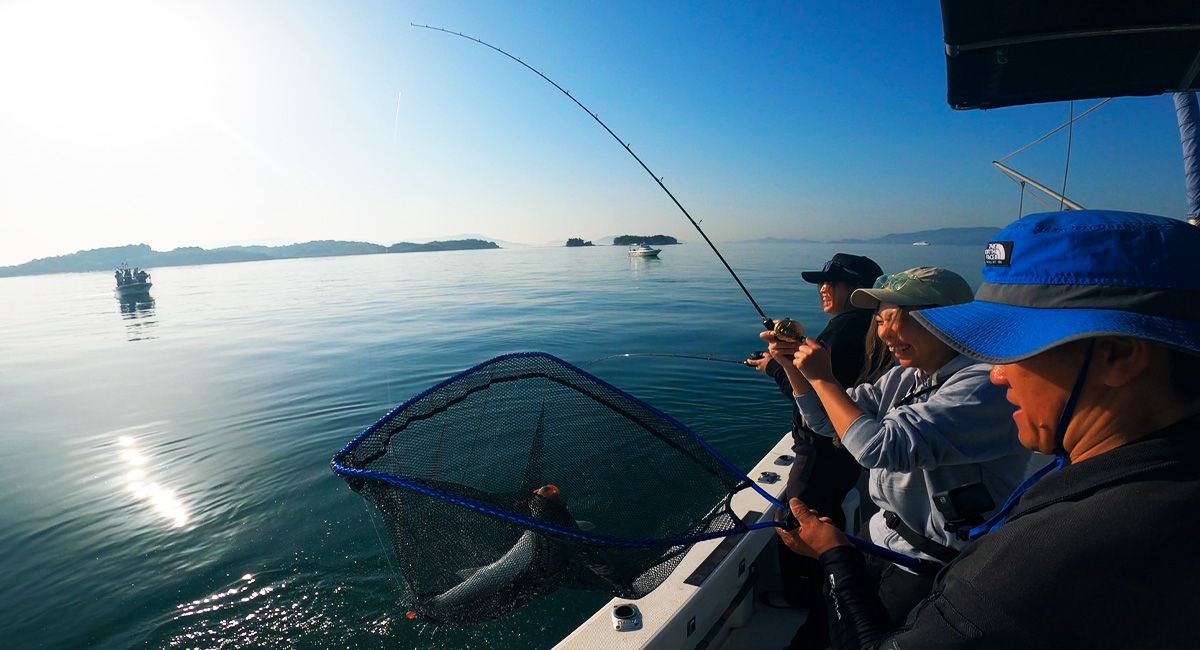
[583,352,751,367]
[363,500,404,590]
[413,24,798,339]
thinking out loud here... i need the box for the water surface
[0,242,983,648]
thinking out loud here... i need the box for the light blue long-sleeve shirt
[795,354,1031,564]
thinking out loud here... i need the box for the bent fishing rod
[408,27,940,574]
[413,24,802,343]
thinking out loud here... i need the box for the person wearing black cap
[746,252,884,647]
[779,211,1200,649]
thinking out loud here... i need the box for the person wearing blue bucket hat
[778,210,1200,649]
[917,210,1200,365]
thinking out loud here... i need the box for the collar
[827,308,873,325]
[1005,416,1200,523]
[899,355,973,406]
[916,353,973,386]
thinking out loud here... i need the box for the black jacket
[821,416,1200,649]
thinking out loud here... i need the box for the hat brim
[850,287,935,310]
[802,270,864,285]
[912,301,1200,364]
[802,269,875,286]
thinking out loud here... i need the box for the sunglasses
[874,271,924,292]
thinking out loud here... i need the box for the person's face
[875,302,955,373]
[989,343,1084,454]
[820,281,854,315]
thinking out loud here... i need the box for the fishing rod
[412,24,803,343]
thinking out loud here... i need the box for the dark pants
[782,434,863,649]
[861,551,937,626]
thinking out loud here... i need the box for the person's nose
[990,364,1010,387]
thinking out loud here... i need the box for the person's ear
[1093,337,1156,388]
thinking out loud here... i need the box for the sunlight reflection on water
[118,434,190,528]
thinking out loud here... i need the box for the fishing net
[331,352,779,625]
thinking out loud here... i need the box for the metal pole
[992,161,1086,211]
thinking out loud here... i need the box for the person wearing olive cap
[747,253,884,647]
[764,266,1030,627]
[780,211,1200,649]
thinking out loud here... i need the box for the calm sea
[0,242,983,649]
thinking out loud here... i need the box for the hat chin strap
[966,340,1096,540]
[1053,339,1096,457]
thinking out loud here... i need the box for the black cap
[801,253,883,287]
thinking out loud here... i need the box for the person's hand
[776,498,850,558]
[744,352,772,374]
[793,339,835,382]
[760,330,803,363]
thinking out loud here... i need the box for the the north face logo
[984,241,1013,267]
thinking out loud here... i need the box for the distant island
[0,239,500,278]
[565,238,594,247]
[612,235,679,246]
[737,227,1001,246]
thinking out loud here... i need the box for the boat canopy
[941,0,1200,110]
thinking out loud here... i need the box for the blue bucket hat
[912,210,1200,364]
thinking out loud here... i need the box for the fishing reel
[764,317,804,343]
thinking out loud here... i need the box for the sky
[0,0,1192,267]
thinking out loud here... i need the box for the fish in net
[331,352,794,625]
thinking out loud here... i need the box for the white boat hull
[554,432,852,650]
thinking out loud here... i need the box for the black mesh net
[331,352,762,625]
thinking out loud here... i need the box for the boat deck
[554,432,832,650]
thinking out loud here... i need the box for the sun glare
[0,0,290,264]
[1,0,222,130]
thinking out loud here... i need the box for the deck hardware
[757,471,781,484]
[774,454,794,465]
[612,603,642,631]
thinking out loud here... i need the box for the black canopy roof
[941,1,1200,110]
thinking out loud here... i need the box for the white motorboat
[628,244,662,258]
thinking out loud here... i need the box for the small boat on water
[912,240,931,246]
[114,265,152,299]
[628,243,662,258]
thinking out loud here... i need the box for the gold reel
[771,318,804,343]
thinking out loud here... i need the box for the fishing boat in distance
[114,265,152,299]
[628,243,662,258]
[912,240,931,246]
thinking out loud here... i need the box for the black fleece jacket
[820,416,1200,649]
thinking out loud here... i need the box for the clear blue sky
[0,0,1190,266]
